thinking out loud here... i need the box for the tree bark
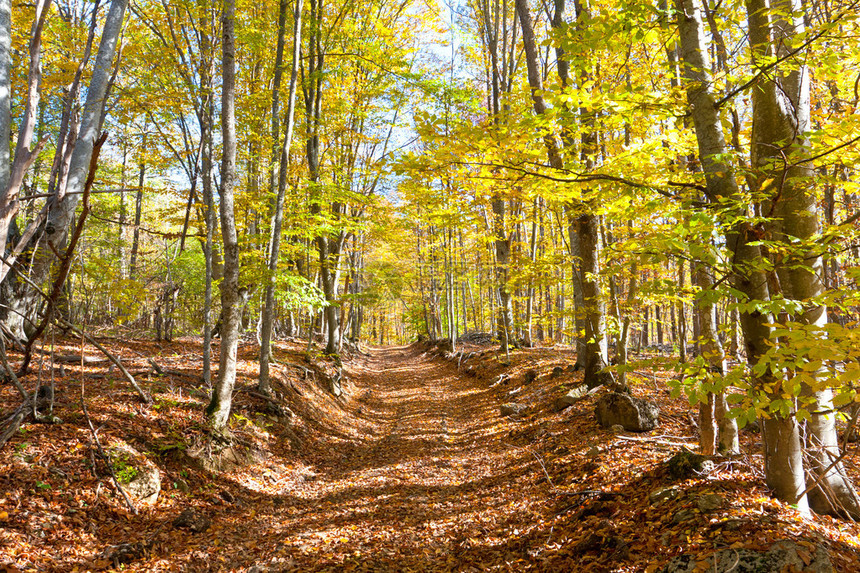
[128,130,145,280]
[260,0,303,393]
[745,0,860,518]
[676,0,807,511]
[44,0,127,251]
[206,0,241,434]
[0,0,9,196]
[304,0,340,356]
[693,261,739,454]
[0,0,50,280]
[492,197,513,351]
[517,0,608,383]
[200,2,217,389]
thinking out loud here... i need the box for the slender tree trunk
[305,0,339,356]
[200,1,216,388]
[318,236,340,354]
[693,261,738,454]
[0,0,124,342]
[129,133,145,280]
[206,0,240,434]
[677,259,687,363]
[43,0,126,253]
[0,0,50,276]
[617,258,637,387]
[0,0,9,197]
[118,146,128,278]
[446,227,457,349]
[0,0,97,337]
[518,0,608,383]
[492,198,513,351]
[260,0,303,393]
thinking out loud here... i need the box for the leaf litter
[0,337,859,571]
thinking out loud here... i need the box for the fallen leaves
[1,340,859,571]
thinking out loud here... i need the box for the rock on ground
[594,392,659,432]
[500,403,527,417]
[666,450,714,479]
[696,493,724,513]
[554,385,589,411]
[173,508,211,533]
[108,441,160,505]
[664,540,833,573]
[99,542,149,567]
[649,486,681,505]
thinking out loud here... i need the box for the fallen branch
[146,359,201,380]
[0,336,31,448]
[617,433,697,441]
[37,350,107,365]
[0,404,29,449]
[0,248,151,404]
[0,335,29,401]
[613,435,694,448]
[57,317,151,404]
[237,387,282,404]
[80,375,137,514]
[291,364,314,380]
[158,368,203,380]
[530,449,555,489]
[147,358,164,375]
[86,369,149,379]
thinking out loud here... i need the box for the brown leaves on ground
[1,338,859,571]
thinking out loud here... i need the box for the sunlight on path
[244,346,540,571]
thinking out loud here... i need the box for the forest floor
[2,336,860,571]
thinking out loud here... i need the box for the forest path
[240,344,546,571]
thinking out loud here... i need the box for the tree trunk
[43,0,126,257]
[577,212,609,388]
[305,0,339,356]
[260,0,303,393]
[206,0,240,434]
[0,0,50,282]
[518,0,607,382]
[693,261,738,454]
[320,236,341,355]
[677,260,687,363]
[0,0,10,197]
[0,0,126,341]
[492,198,513,352]
[745,0,860,519]
[200,1,216,389]
[676,0,807,511]
[129,133,145,280]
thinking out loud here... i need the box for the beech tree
[745,0,859,518]
[259,0,303,395]
[0,0,128,344]
[206,0,241,434]
[676,0,859,514]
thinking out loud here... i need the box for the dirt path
[224,345,548,572]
